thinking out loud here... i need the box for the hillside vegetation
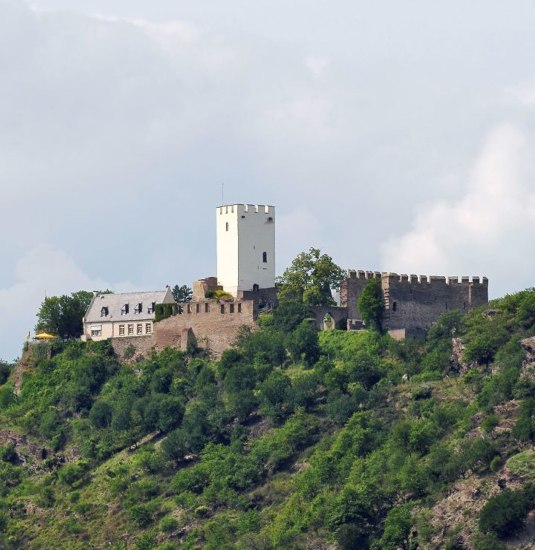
[1,292,535,549]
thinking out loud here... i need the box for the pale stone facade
[81,288,174,342]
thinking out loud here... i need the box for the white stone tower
[216,204,275,296]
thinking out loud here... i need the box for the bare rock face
[449,337,468,373]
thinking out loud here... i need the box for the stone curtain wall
[153,300,257,356]
[341,269,489,338]
[384,275,488,337]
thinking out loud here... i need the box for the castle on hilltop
[82,204,488,358]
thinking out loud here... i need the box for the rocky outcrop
[520,337,535,385]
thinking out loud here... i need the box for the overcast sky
[2,0,535,360]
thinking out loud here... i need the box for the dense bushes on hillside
[0,291,534,548]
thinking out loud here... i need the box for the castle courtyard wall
[153,299,257,356]
[384,274,488,335]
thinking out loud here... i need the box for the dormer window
[100,306,109,317]
[147,302,156,314]
[121,304,129,315]
[134,303,143,314]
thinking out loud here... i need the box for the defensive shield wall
[383,273,488,337]
[340,269,488,337]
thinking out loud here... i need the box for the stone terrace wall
[384,274,489,336]
[153,299,256,356]
[111,336,154,362]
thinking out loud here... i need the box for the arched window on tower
[262,251,268,263]
[225,222,229,231]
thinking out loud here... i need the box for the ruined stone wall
[238,287,279,308]
[341,269,488,338]
[310,306,348,330]
[111,336,154,361]
[384,274,488,336]
[153,299,256,356]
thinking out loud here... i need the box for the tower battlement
[218,204,274,216]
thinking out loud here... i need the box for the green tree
[277,247,345,306]
[358,278,384,332]
[35,291,94,338]
[286,320,320,367]
[172,284,193,303]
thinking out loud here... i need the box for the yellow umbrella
[34,333,57,340]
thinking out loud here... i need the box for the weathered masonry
[340,270,489,339]
[153,299,257,356]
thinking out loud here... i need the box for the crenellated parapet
[217,204,274,216]
[341,268,489,338]
[347,269,488,286]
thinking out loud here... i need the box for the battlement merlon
[217,204,275,216]
[346,270,488,286]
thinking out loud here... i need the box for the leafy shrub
[58,461,88,486]
[512,398,535,441]
[129,504,155,528]
[159,516,178,533]
[374,504,412,550]
[479,487,533,537]
[481,414,499,433]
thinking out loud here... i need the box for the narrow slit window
[205,303,209,313]
[238,303,242,313]
[262,251,267,263]
[220,304,225,314]
[230,304,234,313]
[392,302,397,312]
[225,222,229,231]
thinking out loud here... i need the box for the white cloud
[381,124,535,296]
[0,244,134,360]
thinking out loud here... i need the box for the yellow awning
[34,333,57,340]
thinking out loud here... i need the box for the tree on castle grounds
[358,278,384,333]
[172,284,193,303]
[277,247,345,306]
[35,291,94,339]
